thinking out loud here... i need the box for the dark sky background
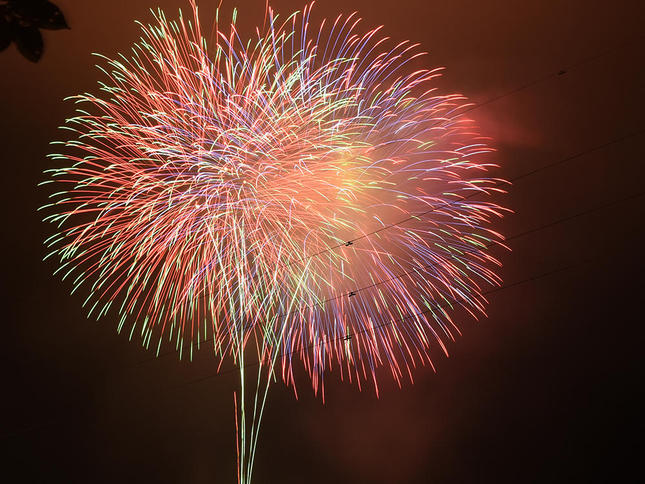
[2,0,644,482]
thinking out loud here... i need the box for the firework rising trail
[41,1,507,481]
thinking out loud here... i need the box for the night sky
[2,0,644,482]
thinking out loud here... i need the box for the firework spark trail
[41,2,507,481]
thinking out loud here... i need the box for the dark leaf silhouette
[14,23,42,61]
[0,0,68,61]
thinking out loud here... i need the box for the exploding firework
[41,1,507,481]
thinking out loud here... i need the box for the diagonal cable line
[290,127,645,262]
[178,245,620,388]
[260,34,645,268]
[168,188,645,385]
[133,127,644,365]
[459,34,643,114]
[222,187,645,347]
[335,190,645,302]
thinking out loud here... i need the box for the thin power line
[459,35,643,114]
[259,36,644,269]
[512,129,645,183]
[170,189,645,386]
[335,191,645,302]
[133,126,644,365]
[178,246,619,389]
[215,184,645,350]
[330,128,645,247]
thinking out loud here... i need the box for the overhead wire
[135,126,643,364]
[174,188,645,386]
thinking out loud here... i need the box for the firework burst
[41,2,507,481]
